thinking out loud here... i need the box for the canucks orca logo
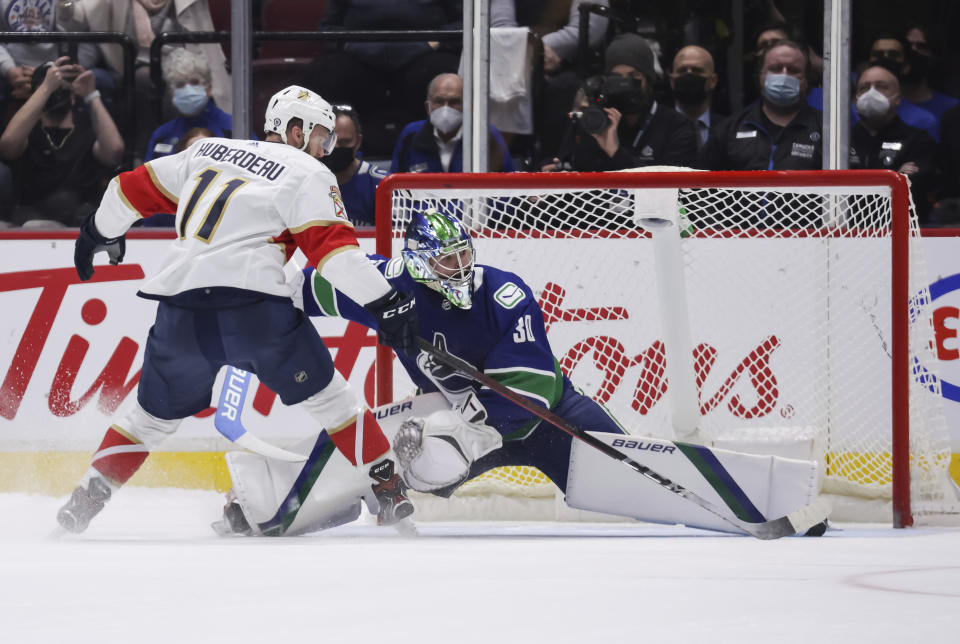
[417,333,473,397]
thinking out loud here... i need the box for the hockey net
[375,169,959,526]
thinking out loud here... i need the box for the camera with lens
[57,41,79,64]
[571,75,646,135]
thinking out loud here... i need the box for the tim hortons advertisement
[0,234,383,456]
[919,235,960,455]
[0,232,957,488]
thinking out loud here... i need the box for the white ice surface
[1,489,959,644]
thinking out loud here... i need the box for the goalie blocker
[219,393,823,537]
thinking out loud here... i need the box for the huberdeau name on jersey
[193,140,287,180]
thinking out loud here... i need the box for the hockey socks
[90,425,149,484]
[327,409,390,466]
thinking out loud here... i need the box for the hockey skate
[56,476,113,533]
[804,519,829,537]
[211,497,252,537]
[369,459,414,526]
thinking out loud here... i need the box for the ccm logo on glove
[363,289,419,355]
[382,301,416,317]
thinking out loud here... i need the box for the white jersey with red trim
[94,137,370,300]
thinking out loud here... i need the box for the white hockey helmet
[263,85,337,153]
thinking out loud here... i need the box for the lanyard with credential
[631,101,659,148]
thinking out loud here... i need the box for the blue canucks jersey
[304,255,565,438]
[339,161,386,227]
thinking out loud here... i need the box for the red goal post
[373,169,954,527]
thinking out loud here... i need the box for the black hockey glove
[74,211,126,281]
[364,289,419,356]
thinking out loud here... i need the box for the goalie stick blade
[730,497,833,540]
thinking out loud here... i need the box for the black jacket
[702,101,822,171]
[851,116,935,220]
[936,103,960,199]
[558,101,699,171]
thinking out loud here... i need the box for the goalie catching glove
[74,211,126,281]
[393,392,503,492]
[363,288,419,355]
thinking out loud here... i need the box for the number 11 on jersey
[179,167,249,243]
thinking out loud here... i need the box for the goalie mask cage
[374,169,958,528]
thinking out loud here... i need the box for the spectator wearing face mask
[323,105,385,227]
[849,61,935,221]
[670,45,726,151]
[0,56,123,227]
[702,41,821,171]
[144,48,233,162]
[901,25,958,122]
[391,73,514,173]
[544,33,698,172]
[858,35,938,141]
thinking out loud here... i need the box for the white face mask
[856,87,892,121]
[429,105,463,135]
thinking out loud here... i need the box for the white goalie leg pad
[115,401,183,450]
[226,393,453,535]
[564,433,822,534]
[393,394,503,492]
[297,371,363,431]
[703,425,828,491]
[226,432,369,536]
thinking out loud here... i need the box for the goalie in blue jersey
[310,209,627,496]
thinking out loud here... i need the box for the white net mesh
[381,171,958,523]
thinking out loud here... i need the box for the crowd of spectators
[1,0,960,228]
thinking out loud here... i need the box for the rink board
[0,232,959,494]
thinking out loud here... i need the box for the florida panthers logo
[328,186,346,220]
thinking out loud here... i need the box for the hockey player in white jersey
[57,86,418,533]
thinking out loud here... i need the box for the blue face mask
[762,73,802,107]
[172,85,208,116]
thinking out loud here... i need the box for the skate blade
[391,516,419,537]
[47,525,69,540]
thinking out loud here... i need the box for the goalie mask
[263,85,337,154]
[403,210,475,309]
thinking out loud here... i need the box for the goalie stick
[214,366,308,462]
[414,337,829,540]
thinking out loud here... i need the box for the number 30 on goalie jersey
[513,315,536,343]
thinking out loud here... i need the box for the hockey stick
[214,366,308,462]
[414,337,829,540]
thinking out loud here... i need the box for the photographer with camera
[0,56,123,227]
[543,33,698,172]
